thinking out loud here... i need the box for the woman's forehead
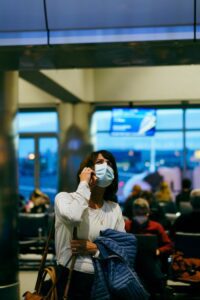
[96,153,104,160]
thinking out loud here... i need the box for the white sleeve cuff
[93,249,100,258]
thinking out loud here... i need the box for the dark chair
[134,234,169,296]
[174,232,200,258]
[168,232,200,296]
[18,213,48,255]
[18,213,48,240]
[135,234,158,257]
[18,213,55,270]
[158,201,177,214]
[179,202,193,214]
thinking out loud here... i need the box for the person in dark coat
[175,178,192,211]
[171,189,200,236]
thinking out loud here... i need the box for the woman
[55,150,125,299]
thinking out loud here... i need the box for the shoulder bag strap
[35,215,55,292]
[63,227,78,300]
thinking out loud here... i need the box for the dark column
[0,72,19,299]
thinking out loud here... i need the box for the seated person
[171,189,200,236]
[155,182,177,214]
[123,184,142,219]
[155,181,173,203]
[141,190,171,230]
[25,188,50,213]
[125,198,173,297]
[176,178,192,211]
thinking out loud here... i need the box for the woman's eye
[95,159,112,167]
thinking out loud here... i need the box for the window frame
[18,108,59,199]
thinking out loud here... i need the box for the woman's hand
[70,239,98,256]
[79,167,97,187]
[156,249,160,256]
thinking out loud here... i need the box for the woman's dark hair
[77,150,118,202]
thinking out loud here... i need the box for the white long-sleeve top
[55,181,125,273]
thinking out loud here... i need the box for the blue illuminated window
[18,110,58,203]
[18,111,58,133]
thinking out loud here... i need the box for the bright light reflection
[28,153,35,160]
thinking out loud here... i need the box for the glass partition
[91,107,200,202]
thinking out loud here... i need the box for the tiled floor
[19,253,55,299]
[19,271,37,299]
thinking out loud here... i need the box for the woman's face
[95,153,113,168]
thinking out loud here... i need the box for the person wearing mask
[125,198,173,298]
[54,150,125,300]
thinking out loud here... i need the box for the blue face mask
[95,162,114,188]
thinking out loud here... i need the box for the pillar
[0,72,19,299]
[58,102,93,192]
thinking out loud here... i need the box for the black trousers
[56,265,94,300]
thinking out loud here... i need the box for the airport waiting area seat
[18,213,48,252]
[18,213,55,270]
[178,202,193,215]
[158,201,177,214]
[168,232,200,298]
[173,232,200,258]
[134,234,172,298]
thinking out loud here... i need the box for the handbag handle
[45,227,77,300]
[44,255,74,299]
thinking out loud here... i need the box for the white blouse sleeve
[114,204,125,232]
[55,181,91,223]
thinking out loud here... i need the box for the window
[18,111,58,133]
[18,110,58,202]
[186,109,200,129]
[90,108,189,202]
[156,109,183,130]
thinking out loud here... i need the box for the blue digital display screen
[110,108,156,136]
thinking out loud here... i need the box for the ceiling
[1,40,200,71]
[1,0,200,71]
[2,0,200,104]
